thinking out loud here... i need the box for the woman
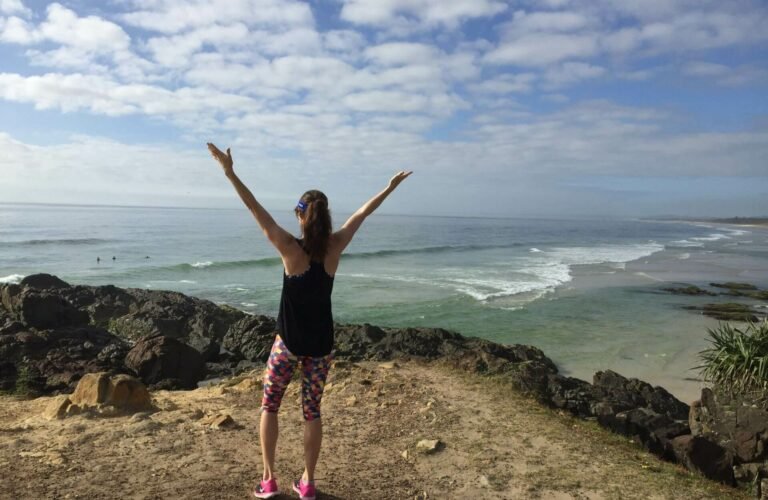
[207,143,412,499]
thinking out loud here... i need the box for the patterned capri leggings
[261,335,333,421]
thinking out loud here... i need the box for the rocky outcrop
[662,285,716,296]
[0,326,132,394]
[662,282,768,320]
[0,274,763,495]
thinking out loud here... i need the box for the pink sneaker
[253,478,279,498]
[293,478,317,500]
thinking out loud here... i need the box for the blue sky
[0,0,766,217]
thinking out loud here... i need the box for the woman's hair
[295,190,332,260]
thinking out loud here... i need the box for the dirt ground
[0,360,745,499]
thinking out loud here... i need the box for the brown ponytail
[296,190,332,261]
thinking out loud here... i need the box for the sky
[0,0,766,218]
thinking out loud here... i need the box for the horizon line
[0,201,764,222]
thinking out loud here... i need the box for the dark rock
[733,463,768,490]
[0,317,24,336]
[234,359,262,375]
[2,287,89,329]
[0,326,133,395]
[203,362,233,379]
[710,282,758,291]
[671,434,735,485]
[691,388,768,463]
[19,273,71,290]
[593,370,690,420]
[125,334,205,390]
[684,303,761,322]
[222,314,276,361]
[546,374,594,416]
[662,285,716,296]
[607,407,689,458]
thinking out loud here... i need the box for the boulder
[222,314,277,361]
[43,395,73,420]
[606,407,689,459]
[691,388,768,463]
[19,274,71,290]
[3,288,88,329]
[671,434,735,485]
[125,334,205,390]
[545,374,594,417]
[592,370,689,420]
[69,372,153,413]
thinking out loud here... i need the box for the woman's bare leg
[260,411,279,481]
[302,418,322,482]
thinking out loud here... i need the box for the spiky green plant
[697,320,768,394]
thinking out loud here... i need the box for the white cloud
[41,3,131,52]
[0,15,35,43]
[468,73,537,94]
[322,29,367,58]
[0,4,131,51]
[365,42,439,66]
[543,62,605,88]
[683,61,768,87]
[0,72,260,123]
[485,33,598,66]
[0,0,29,16]
[339,0,507,30]
[120,0,314,34]
[504,10,591,34]
[145,23,250,67]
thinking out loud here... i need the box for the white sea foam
[0,273,24,284]
[677,253,691,260]
[691,233,730,242]
[545,242,664,266]
[241,302,257,307]
[191,261,213,268]
[723,228,750,236]
[348,242,661,305]
[529,248,543,253]
[179,280,196,284]
[667,239,704,248]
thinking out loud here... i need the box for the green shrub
[14,363,33,395]
[698,321,768,394]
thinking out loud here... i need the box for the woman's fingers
[207,142,229,165]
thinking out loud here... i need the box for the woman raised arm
[331,170,413,255]
[207,143,300,260]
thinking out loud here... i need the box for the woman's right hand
[207,143,234,176]
[388,170,413,190]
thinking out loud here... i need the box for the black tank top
[276,242,335,356]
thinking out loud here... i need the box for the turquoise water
[2,203,767,401]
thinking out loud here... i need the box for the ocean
[2,202,767,402]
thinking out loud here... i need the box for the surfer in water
[207,143,411,499]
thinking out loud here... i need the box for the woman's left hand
[207,143,234,175]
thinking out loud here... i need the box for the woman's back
[278,243,335,357]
